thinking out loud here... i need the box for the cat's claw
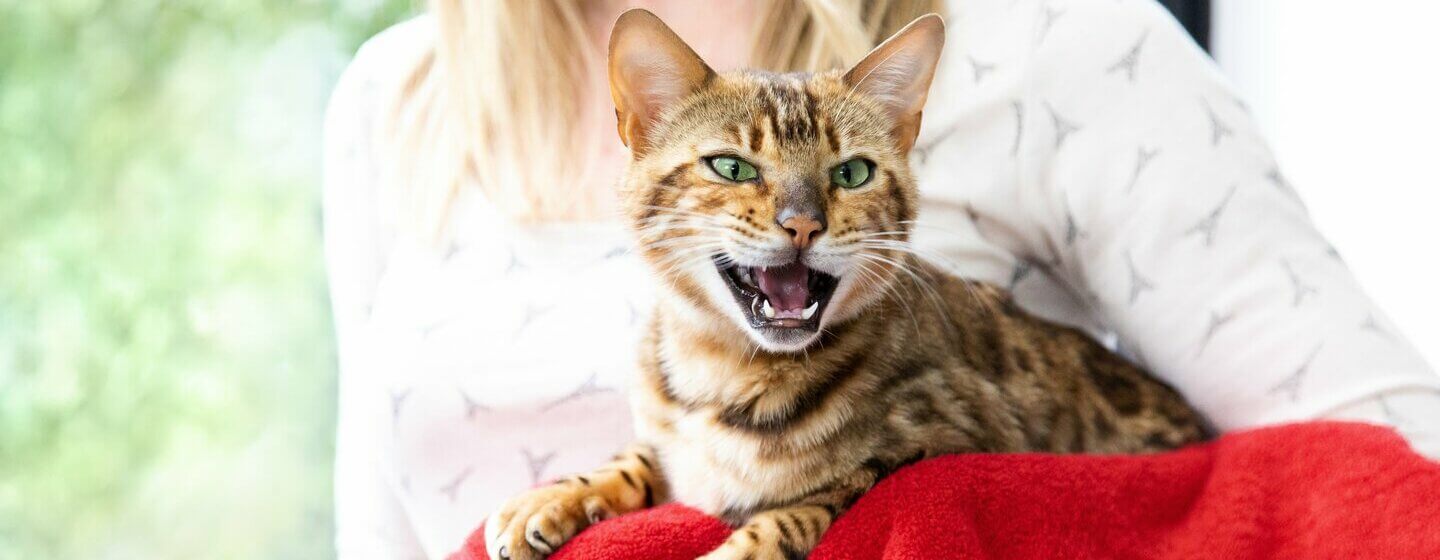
[484,484,613,560]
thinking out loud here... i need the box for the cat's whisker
[899,219,973,236]
[636,220,733,232]
[853,239,987,313]
[636,206,723,224]
[643,238,724,252]
[639,204,722,218]
[641,232,724,251]
[647,244,726,281]
[851,259,922,335]
[854,238,967,274]
[743,341,758,368]
[855,252,947,314]
[650,253,719,280]
[636,224,735,242]
[853,239,953,263]
[636,220,728,245]
[848,259,909,323]
[853,251,956,335]
[637,210,750,235]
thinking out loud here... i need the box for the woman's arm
[1013,0,1438,451]
[1324,389,1440,458]
[325,23,426,559]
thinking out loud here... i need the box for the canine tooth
[801,301,819,320]
[761,299,776,318]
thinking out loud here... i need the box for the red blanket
[451,422,1440,559]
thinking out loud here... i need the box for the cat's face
[609,10,944,352]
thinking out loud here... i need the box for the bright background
[0,1,1435,559]
[1212,0,1440,367]
[0,1,413,558]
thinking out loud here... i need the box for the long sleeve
[1009,0,1438,439]
[324,23,426,560]
[1324,388,1440,459]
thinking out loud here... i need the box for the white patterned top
[323,1,1439,558]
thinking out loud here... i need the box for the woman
[323,1,1439,557]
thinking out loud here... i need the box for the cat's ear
[608,9,715,153]
[843,14,946,153]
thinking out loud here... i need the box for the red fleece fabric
[450,422,1440,559]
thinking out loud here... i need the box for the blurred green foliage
[0,1,414,557]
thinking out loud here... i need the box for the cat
[484,10,1206,560]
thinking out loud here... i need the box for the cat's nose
[778,210,826,250]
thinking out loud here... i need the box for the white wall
[1212,0,1440,367]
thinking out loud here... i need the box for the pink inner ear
[848,51,928,117]
[629,58,689,117]
[608,12,715,152]
[842,15,945,122]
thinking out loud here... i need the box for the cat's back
[894,260,1209,453]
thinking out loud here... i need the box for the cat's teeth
[801,300,819,320]
[761,299,776,318]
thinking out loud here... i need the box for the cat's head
[609,9,944,353]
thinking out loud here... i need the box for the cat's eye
[708,156,759,182]
[831,158,874,189]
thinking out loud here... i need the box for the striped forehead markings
[750,79,825,151]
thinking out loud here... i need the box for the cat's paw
[696,532,792,560]
[484,483,615,560]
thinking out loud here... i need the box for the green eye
[708,156,758,182]
[831,158,873,188]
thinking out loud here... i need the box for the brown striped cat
[484,10,1206,560]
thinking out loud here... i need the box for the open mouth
[715,257,840,331]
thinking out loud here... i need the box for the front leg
[485,443,665,560]
[699,470,876,560]
[700,505,835,560]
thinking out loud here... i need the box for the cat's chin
[713,256,840,353]
[747,326,825,353]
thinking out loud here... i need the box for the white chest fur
[656,410,832,516]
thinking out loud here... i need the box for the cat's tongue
[756,263,811,312]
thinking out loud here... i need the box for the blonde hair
[381,0,943,234]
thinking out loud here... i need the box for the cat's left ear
[608,9,715,154]
[843,14,946,153]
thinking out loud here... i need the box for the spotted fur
[485,11,1206,560]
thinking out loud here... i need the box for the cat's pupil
[839,165,851,183]
[728,161,739,178]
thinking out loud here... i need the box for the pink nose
[781,215,824,250]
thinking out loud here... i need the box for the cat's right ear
[608,9,714,153]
